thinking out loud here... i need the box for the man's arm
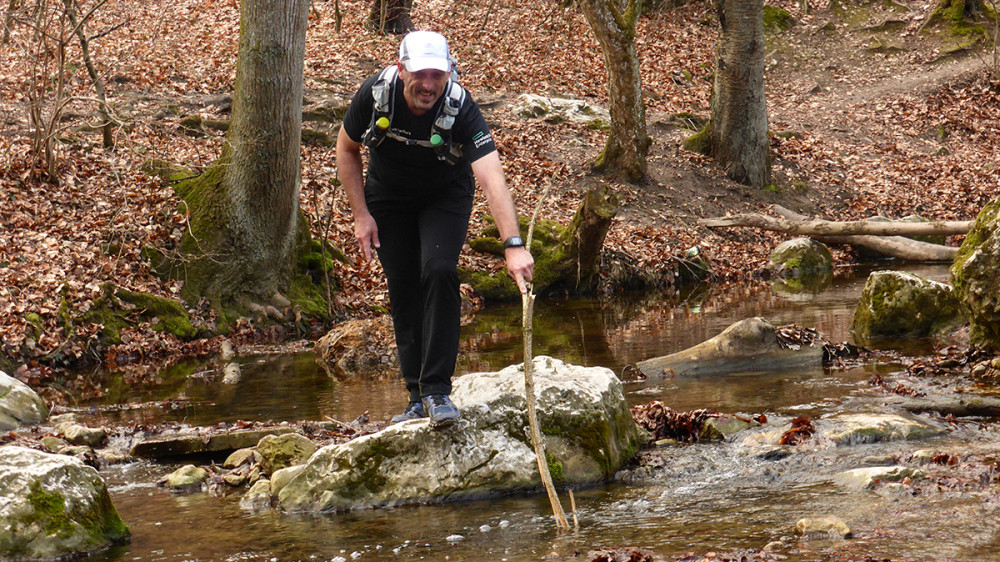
[471,151,534,294]
[336,126,379,262]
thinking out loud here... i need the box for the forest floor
[2,0,999,393]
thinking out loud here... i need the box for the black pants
[368,190,473,403]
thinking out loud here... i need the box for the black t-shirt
[342,70,497,202]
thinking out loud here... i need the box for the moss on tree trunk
[464,189,619,300]
[151,0,335,327]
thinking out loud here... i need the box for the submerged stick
[521,180,569,531]
[569,489,579,530]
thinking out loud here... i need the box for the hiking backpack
[361,65,466,165]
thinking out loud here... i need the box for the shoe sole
[430,416,458,429]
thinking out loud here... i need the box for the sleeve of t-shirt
[454,94,497,164]
[342,74,379,143]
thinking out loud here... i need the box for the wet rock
[239,479,272,512]
[850,270,963,344]
[41,436,68,453]
[887,392,1000,418]
[219,339,236,361]
[278,357,642,512]
[0,446,130,558]
[635,317,824,377]
[221,362,241,384]
[256,433,316,475]
[770,237,833,280]
[951,197,1000,349]
[834,465,922,490]
[224,447,259,469]
[795,516,851,539]
[224,471,248,487]
[269,465,304,497]
[827,413,947,445]
[314,316,398,376]
[166,465,209,490]
[63,424,107,447]
[700,414,760,441]
[0,370,49,431]
[130,426,300,458]
[756,447,792,461]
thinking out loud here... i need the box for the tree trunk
[553,188,620,291]
[65,0,114,148]
[577,0,650,183]
[699,209,972,236]
[712,0,770,188]
[367,0,412,34]
[170,0,314,312]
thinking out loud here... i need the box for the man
[336,30,534,428]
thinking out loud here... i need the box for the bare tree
[576,0,650,183]
[9,0,118,179]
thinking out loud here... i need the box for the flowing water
[63,264,1000,561]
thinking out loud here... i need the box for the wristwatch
[502,236,525,249]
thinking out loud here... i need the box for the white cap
[399,30,450,73]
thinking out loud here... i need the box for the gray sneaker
[422,394,460,428]
[390,401,427,424]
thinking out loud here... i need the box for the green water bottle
[429,133,443,147]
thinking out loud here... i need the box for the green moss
[26,481,75,538]
[951,198,999,287]
[82,284,129,345]
[57,295,73,337]
[683,123,713,156]
[118,289,198,340]
[763,5,795,31]
[586,119,610,132]
[545,453,564,482]
[139,159,196,182]
[923,0,992,39]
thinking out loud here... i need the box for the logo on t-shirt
[472,130,492,149]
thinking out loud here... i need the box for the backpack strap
[361,65,399,148]
[428,80,466,164]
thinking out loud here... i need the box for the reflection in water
[74,263,1000,562]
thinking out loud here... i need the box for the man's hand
[504,246,534,294]
[354,213,380,262]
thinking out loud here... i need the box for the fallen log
[771,206,958,262]
[699,208,972,236]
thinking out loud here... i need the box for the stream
[61,263,1000,561]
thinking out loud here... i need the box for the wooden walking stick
[521,181,570,531]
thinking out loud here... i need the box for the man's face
[398,64,449,116]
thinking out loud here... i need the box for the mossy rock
[0,447,130,558]
[763,5,795,31]
[951,197,1000,349]
[770,237,833,280]
[850,270,964,345]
